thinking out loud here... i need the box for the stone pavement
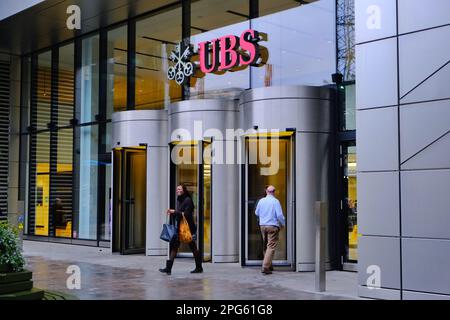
[23,241,362,300]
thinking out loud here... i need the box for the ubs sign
[167,29,267,85]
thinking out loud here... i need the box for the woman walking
[159,184,203,275]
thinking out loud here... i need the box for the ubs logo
[168,43,195,85]
[167,29,267,85]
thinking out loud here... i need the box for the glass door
[244,134,294,268]
[343,143,358,264]
[112,147,147,255]
[170,141,212,262]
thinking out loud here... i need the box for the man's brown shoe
[261,268,272,275]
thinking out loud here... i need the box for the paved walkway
[23,241,361,300]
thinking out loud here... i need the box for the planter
[0,264,11,273]
[0,270,43,300]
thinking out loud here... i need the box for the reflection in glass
[203,141,211,261]
[174,144,198,254]
[52,44,75,238]
[75,125,99,240]
[36,51,51,130]
[247,138,289,262]
[32,132,50,236]
[344,144,357,262]
[107,25,127,115]
[340,83,356,131]
[81,34,100,123]
[190,0,249,98]
[259,0,306,17]
[251,0,335,87]
[53,129,73,238]
[101,162,112,241]
[135,7,182,110]
[58,43,75,126]
[125,151,146,250]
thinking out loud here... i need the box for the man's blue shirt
[255,195,286,227]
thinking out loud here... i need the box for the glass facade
[135,6,182,109]
[107,25,127,114]
[22,0,355,255]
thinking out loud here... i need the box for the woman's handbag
[178,214,193,243]
[160,216,177,243]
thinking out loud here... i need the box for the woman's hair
[178,184,191,198]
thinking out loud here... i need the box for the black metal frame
[334,79,357,270]
[240,135,296,269]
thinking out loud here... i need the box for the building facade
[355,0,450,300]
[0,0,448,300]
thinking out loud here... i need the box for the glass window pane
[344,144,357,262]
[189,0,250,98]
[340,83,356,131]
[251,0,336,87]
[58,43,75,127]
[135,6,182,110]
[52,128,73,238]
[101,162,112,241]
[107,25,127,115]
[31,132,50,236]
[81,35,100,123]
[36,51,51,130]
[73,125,98,240]
[259,0,315,17]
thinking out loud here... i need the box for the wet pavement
[23,241,359,300]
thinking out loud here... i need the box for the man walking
[255,185,286,275]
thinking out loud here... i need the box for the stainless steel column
[239,86,333,271]
[111,110,168,256]
[169,99,240,263]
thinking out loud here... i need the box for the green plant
[0,221,25,272]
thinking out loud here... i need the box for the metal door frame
[112,147,146,255]
[169,141,212,262]
[243,134,295,268]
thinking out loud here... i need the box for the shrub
[0,221,25,272]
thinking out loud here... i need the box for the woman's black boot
[159,260,173,275]
[191,254,203,274]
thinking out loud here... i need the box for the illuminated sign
[167,29,267,85]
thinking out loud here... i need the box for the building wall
[0,53,12,222]
[356,0,450,300]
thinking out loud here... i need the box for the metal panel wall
[356,0,450,299]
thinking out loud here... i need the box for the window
[107,25,127,115]
[251,0,335,87]
[339,83,356,131]
[135,6,182,110]
[73,125,99,240]
[52,43,75,238]
[189,0,250,98]
[36,51,51,130]
[81,34,100,123]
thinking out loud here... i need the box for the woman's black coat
[171,194,197,237]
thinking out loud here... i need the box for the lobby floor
[23,241,361,300]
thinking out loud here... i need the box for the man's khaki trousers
[260,225,280,271]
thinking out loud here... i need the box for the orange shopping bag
[179,214,192,243]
